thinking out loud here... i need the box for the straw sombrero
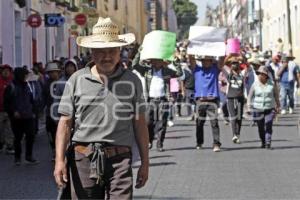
[76,17,135,48]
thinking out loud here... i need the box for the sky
[190,0,221,25]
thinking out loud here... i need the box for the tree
[173,0,198,40]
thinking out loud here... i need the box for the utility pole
[163,0,168,31]
[150,0,157,31]
[286,0,293,56]
[258,0,263,51]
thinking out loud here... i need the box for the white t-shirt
[149,69,165,98]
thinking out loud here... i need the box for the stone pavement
[0,108,299,199]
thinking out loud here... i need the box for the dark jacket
[4,80,35,119]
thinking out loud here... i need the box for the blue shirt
[194,64,219,98]
[279,66,297,89]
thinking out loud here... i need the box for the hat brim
[76,33,135,48]
[256,71,268,77]
[46,68,61,72]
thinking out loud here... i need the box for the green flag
[140,30,176,61]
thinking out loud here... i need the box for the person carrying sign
[54,17,149,199]
[189,55,223,152]
[132,31,183,152]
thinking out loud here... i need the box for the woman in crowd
[247,66,280,149]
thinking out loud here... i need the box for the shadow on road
[133,162,177,168]
[272,124,297,127]
[172,123,196,127]
[165,135,191,139]
[149,155,173,159]
[271,146,300,150]
[134,195,190,199]
[167,129,193,134]
[166,146,212,151]
[242,139,290,144]
[223,145,300,151]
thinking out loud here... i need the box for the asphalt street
[0,108,299,199]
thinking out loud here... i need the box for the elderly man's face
[92,47,120,73]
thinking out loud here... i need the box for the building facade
[96,0,177,44]
[262,0,300,62]
[96,0,149,44]
[0,0,95,67]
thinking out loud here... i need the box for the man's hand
[135,163,149,189]
[54,161,68,188]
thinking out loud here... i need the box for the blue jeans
[253,109,275,145]
[280,84,295,110]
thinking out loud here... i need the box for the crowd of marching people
[0,37,299,166]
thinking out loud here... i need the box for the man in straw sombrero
[54,17,149,199]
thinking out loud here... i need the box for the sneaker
[167,120,174,127]
[232,135,238,143]
[196,144,202,150]
[235,138,241,144]
[157,147,164,152]
[15,158,21,166]
[25,158,40,165]
[289,108,293,114]
[213,145,221,152]
[281,109,287,115]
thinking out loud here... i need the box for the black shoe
[265,144,272,149]
[196,144,202,150]
[260,142,266,148]
[25,158,40,165]
[15,158,21,166]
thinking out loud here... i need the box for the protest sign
[140,30,176,61]
[187,26,227,56]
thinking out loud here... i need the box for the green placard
[71,25,78,30]
[140,30,176,61]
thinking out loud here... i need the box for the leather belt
[74,144,131,159]
[196,98,218,102]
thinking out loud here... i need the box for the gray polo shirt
[58,63,146,147]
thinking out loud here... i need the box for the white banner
[187,26,227,56]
